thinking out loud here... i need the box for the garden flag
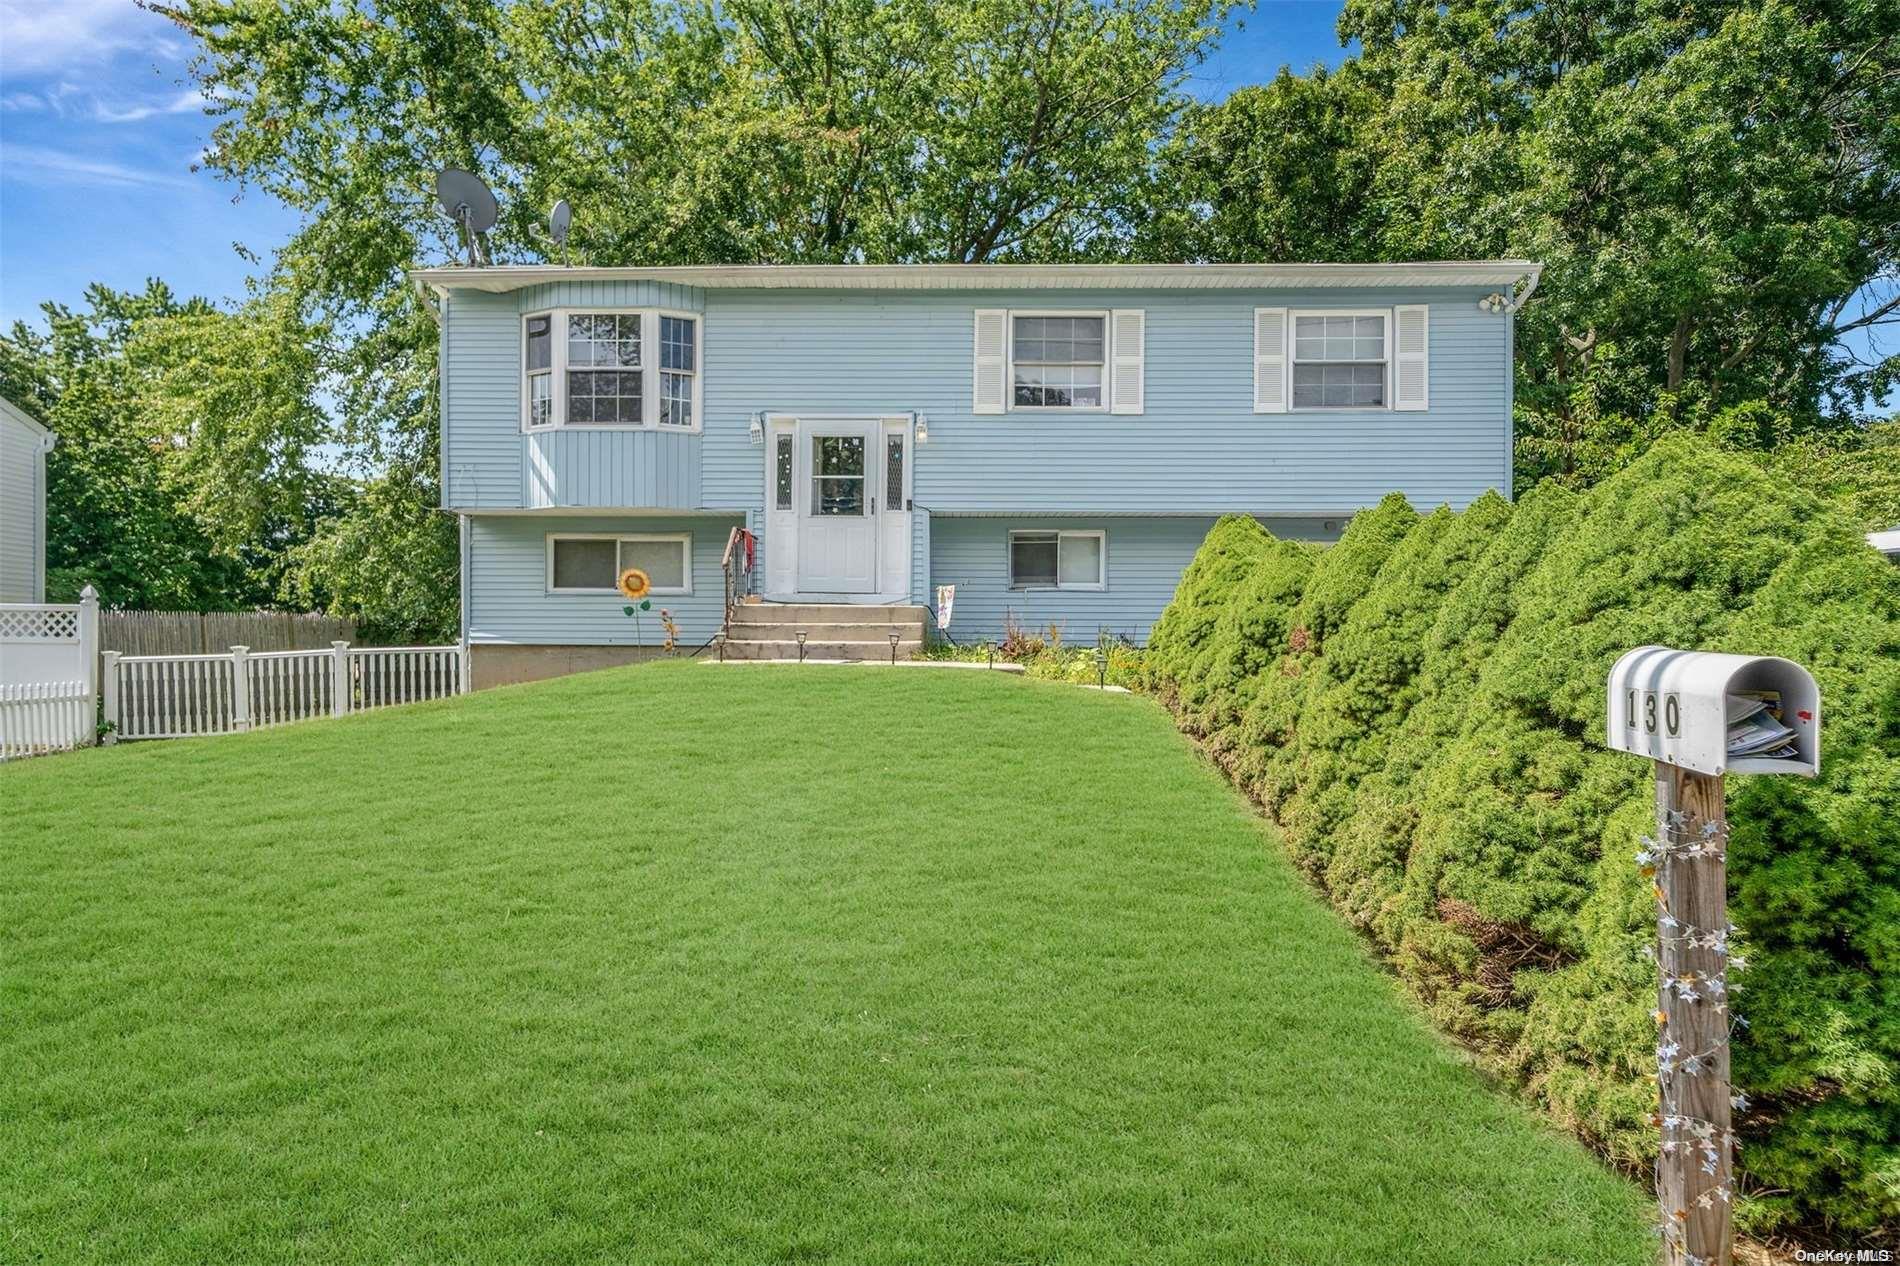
[935,585,955,632]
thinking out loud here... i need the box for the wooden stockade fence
[103,642,465,743]
[101,610,356,658]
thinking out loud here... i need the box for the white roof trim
[412,260,1541,298]
[0,395,54,445]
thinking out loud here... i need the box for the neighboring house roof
[1869,528,1900,559]
[0,395,55,449]
[412,259,1543,298]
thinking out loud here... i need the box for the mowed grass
[2,663,1651,1264]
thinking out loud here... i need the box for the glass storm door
[796,423,879,593]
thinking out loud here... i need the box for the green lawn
[2,663,1651,1264]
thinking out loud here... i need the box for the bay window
[522,309,700,431]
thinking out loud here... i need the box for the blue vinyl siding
[442,283,1514,516]
[928,515,1343,646]
[700,288,1511,514]
[441,290,523,509]
[443,282,713,511]
[525,430,701,509]
[442,276,1513,644]
[467,514,741,646]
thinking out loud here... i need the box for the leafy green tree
[1139,65,1384,264]
[146,0,1236,637]
[0,283,291,608]
[1154,0,1900,479]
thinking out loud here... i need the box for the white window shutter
[1110,309,1145,414]
[973,309,1008,414]
[1253,308,1288,413]
[1394,304,1429,411]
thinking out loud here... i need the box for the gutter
[1510,267,1542,311]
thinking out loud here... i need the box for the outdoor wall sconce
[748,413,764,445]
[1477,292,1510,314]
[913,412,929,444]
[796,629,808,663]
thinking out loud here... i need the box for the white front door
[796,422,879,594]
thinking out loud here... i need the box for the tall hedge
[1194,535,1316,740]
[1143,513,1273,721]
[1230,492,1419,816]
[1145,436,1900,1234]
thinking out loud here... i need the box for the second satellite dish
[435,168,498,266]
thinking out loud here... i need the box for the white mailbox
[1606,646,1820,777]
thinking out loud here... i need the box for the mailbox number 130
[1626,688,1681,738]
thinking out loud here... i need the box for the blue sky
[0,1,1350,330]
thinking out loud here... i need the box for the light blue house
[411,262,1538,685]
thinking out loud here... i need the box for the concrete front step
[731,602,929,624]
[727,621,923,643]
[722,638,924,662]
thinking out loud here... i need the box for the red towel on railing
[743,528,756,573]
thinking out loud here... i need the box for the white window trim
[1007,310,1112,414]
[521,307,703,434]
[1008,529,1107,591]
[1287,308,1393,413]
[545,532,694,595]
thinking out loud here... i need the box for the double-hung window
[522,309,701,430]
[567,314,643,424]
[546,533,692,595]
[1009,530,1106,590]
[1012,314,1105,408]
[1291,312,1387,409]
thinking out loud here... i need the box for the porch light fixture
[749,413,764,445]
[912,411,928,444]
[1478,292,1510,314]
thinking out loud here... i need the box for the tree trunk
[1667,315,1693,391]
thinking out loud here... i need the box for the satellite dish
[434,168,498,266]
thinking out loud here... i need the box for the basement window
[547,534,692,595]
[1008,530,1105,590]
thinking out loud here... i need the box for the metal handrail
[721,526,755,633]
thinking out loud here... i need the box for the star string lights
[1642,805,1746,1262]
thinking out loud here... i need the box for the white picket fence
[0,681,93,760]
[102,642,466,743]
[0,588,100,760]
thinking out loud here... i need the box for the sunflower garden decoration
[618,567,652,644]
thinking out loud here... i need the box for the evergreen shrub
[1145,435,1900,1234]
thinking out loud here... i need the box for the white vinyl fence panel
[0,587,98,759]
[104,641,466,743]
[0,681,91,760]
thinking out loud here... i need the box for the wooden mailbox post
[1606,647,1820,1266]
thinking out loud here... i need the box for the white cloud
[92,88,206,124]
[1,142,191,189]
[0,0,167,77]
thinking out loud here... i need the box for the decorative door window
[810,435,866,516]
